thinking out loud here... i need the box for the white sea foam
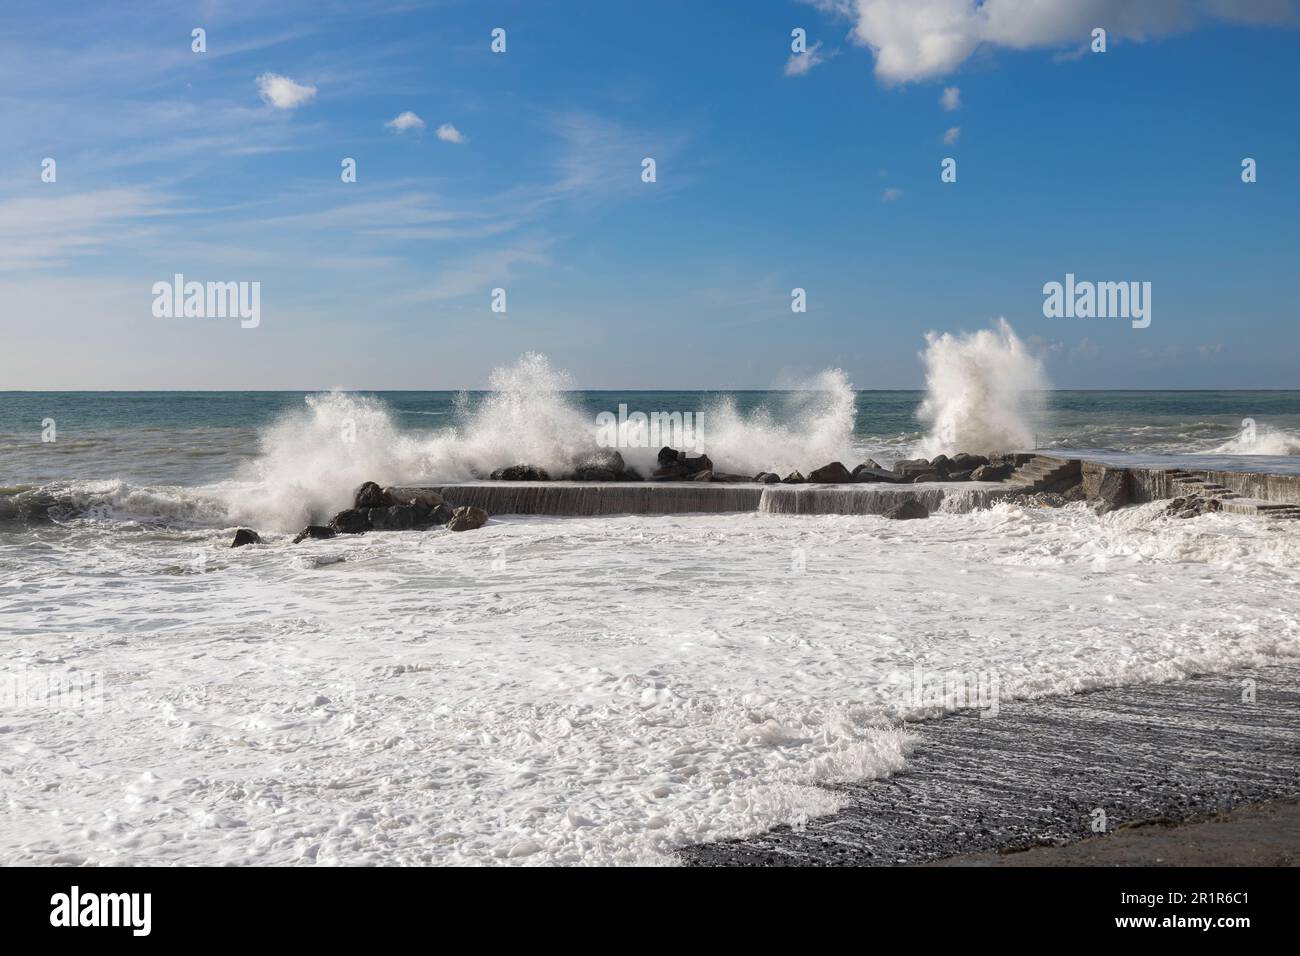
[1209,425,1300,457]
[4,505,1300,865]
[915,319,1046,457]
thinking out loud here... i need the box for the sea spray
[224,356,871,529]
[693,369,859,477]
[915,319,1046,457]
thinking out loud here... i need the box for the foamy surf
[4,506,1300,865]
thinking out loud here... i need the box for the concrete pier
[400,480,1017,517]
[400,452,1300,518]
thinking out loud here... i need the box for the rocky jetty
[294,481,489,543]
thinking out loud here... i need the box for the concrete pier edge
[397,453,1300,517]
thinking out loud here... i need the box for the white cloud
[386,111,425,133]
[943,125,960,144]
[941,86,961,110]
[436,122,467,144]
[785,40,828,76]
[256,72,317,109]
[810,0,1300,84]
[882,187,904,201]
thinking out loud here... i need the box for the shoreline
[930,797,1300,866]
[681,664,1300,867]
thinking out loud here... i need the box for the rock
[710,472,752,483]
[691,470,714,481]
[367,504,419,531]
[944,470,974,482]
[490,464,550,481]
[855,458,883,472]
[428,503,455,526]
[651,464,691,480]
[883,499,929,520]
[1164,494,1220,519]
[384,487,446,509]
[1091,467,1131,515]
[446,505,489,532]
[569,448,636,481]
[782,471,806,484]
[657,447,682,467]
[291,525,337,544]
[329,508,372,534]
[808,461,854,483]
[654,453,713,480]
[580,448,625,471]
[354,481,395,509]
[853,467,900,483]
[893,458,937,481]
[909,471,941,483]
[971,462,1014,482]
[949,453,989,472]
[929,454,953,475]
[753,472,781,484]
[231,528,261,547]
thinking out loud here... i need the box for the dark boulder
[753,472,781,484]
[446,505,489,532]
[893,458,936,481]
[950,453,989,472]
[691,470,715,481]
[971,462,1014,482]
[853,466,899,483]
[782,471,807,484]
[652,464,691,480]
[367,504,419,531]
[384,487,446,509]
[909,471,941,483]
[490,464,550,481]
[292,525,337,544]
[883,499,929,520]
[710,472,752,483]
[329,508,372,534]
[808,461,854,483]
[929,454,953,475]
[231,528,261,548]
[681,453,713,474]
[943,470,974,482]
[657,447,682,467]
[569,448,634,481]
[354,481,395,509]
[855,458,883,472]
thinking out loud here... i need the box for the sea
[4,361,1300,865]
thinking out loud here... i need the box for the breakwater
[400,453,1300,519]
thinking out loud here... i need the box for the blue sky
[1,0,1298,390]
